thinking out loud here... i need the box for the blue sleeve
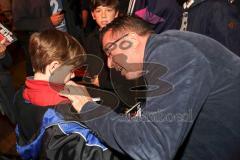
[80,41,213,159]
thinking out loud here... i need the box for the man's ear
[128,32,139,49]
[48,60,60,74]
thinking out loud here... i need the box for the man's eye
[104,43,113,51]
[104,48,109,54]
[119,40,133,50]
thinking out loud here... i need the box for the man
[61,16,240,160]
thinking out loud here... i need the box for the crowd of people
[0,0,240,159]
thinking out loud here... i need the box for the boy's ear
[48,60,60,74]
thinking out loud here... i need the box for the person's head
[101,16,154,80]
[29,30,86,84]
[90,0,119,29]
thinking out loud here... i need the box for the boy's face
[92,6,118,29]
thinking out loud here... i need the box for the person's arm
[208,1,240,57]
[61,41,213,159]
[12,0,54,31]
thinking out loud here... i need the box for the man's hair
[29,30,86,73]
[101,16,154,39]
[90,0,119,11]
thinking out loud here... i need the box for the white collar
[183,0,195,9]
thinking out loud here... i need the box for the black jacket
[0,51,12,72]
[0,52,15,123]
[84,28,112,90]
[14,88,129,160]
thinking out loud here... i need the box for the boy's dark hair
[101,16,154,39]
[90,0,119,11]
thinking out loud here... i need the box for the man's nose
[70,72,75,79]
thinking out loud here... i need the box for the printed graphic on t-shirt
[0,22,17,44]
[49,0,67,32]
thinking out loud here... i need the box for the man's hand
[59,81,92,113]
[91,75,100,87]
[50,12,64,26]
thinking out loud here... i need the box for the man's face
[92,6,118,29]
[102,30,143,80]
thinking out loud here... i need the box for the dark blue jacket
[182,0,240,56]
[78,31,240,160]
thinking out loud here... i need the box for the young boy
[84,0,119,88]
[85,0,145,108]
[14,30,127,159]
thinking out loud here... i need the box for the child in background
[85,0,146,108]
[85,0,119,89]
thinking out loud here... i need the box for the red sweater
[23,78,69,106]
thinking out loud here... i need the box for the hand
[91,75,100,87]
[50,12,64,26]
[59,81,92,113]
[0,39,8,58]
